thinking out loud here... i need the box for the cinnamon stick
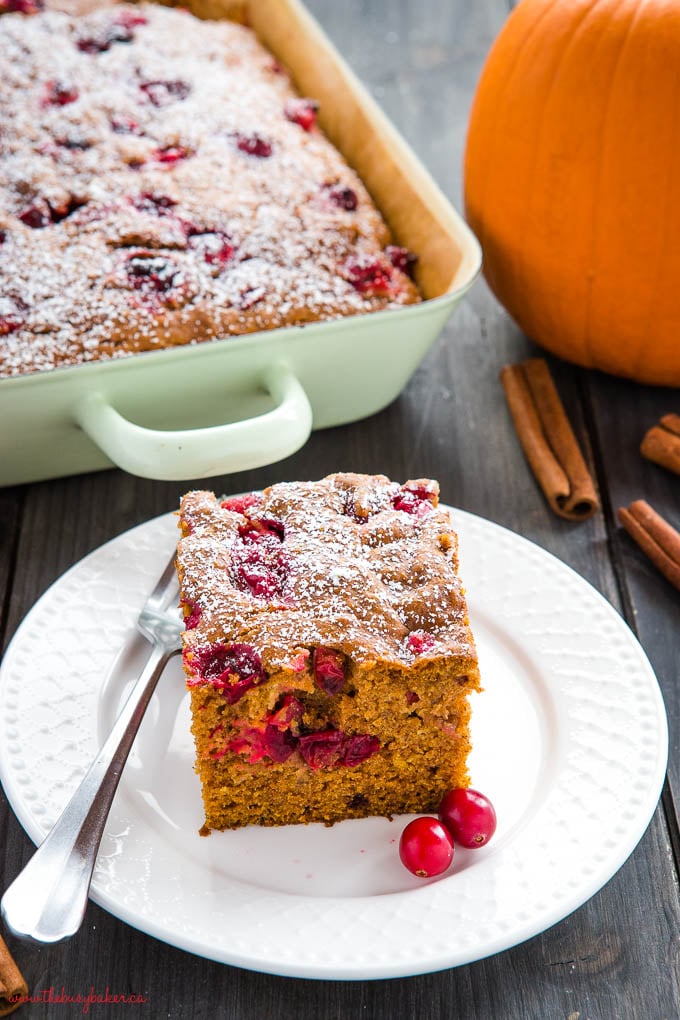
[500,358,599,520]
[0,934,27,1017]
[640,413,680,476]
[618,500,680,592]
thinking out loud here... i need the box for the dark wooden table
[2,1,679,1016]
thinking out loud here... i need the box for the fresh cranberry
[132,192,177,215]
[42,80,79,107]
[391,484,436,516]
[313,647,345,695]
[140,79,191,107]
[342,733,380,767]
[325,184,358,211]
[234,133,272,158]
[385,245,417,278]
[187,230,234,268]
[438,788,497,849]
[405,691,420,705]
[399,817,454,878]
[238,517,284,543]
[0,0,44,12]
[407,631,436,656]
[342,255,394,297]
[298,730,346,770]
[284,98,319,131]
[125,251,179,294]
[110,115,142,135]
[151,144,191,165]
[186,641,267,703]
[220,493,262,514]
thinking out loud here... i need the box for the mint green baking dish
[0,0,481,487]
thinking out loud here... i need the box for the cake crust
[176,473,481,831]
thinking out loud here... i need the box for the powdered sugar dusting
[0,3,420,378]
[176,473,479,673]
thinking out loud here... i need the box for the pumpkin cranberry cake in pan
[176,473,481,830]
[0,2,420,378]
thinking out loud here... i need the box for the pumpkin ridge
[630,23,680,383]
[583,0,645,372]
[517,0,609,359]
[464,0,558,267]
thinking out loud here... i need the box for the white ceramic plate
[0,507,668,979]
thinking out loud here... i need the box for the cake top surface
[177,472,479,671]
[0,3,418,377]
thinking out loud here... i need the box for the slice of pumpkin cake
[175,472,481,831]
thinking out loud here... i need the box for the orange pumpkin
[464,0,680,386]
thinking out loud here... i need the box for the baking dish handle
[74,363,313,481]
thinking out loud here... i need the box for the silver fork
[1,549,183,943]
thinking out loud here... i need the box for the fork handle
[1,642,179,943]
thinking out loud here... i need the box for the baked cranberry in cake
[313,647,346,695]
[0,0,43,12]
[0,297,27,336]
[124,250,181,304]
[131,192,177,215]
[391,483,437,515]
[238,517,284,543]
[233,541,289,601]
[325,183,358,211]
[229,723,297,764]
[151,144,192,165]
[341,254,395,297]
[110,114,142,135]
[239,285,266,309]
[42,80,79,107]
[140,79,191,107]
[407,631,436,656]
[284,98,319,131]
[19,201,51,229]
[187,230,234,268]
[268,693,304,730]
[182,601,202,629]
[234,133,272,158]
[187,641,267,704]
[386,245,417,278]
[220,493,262,514]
